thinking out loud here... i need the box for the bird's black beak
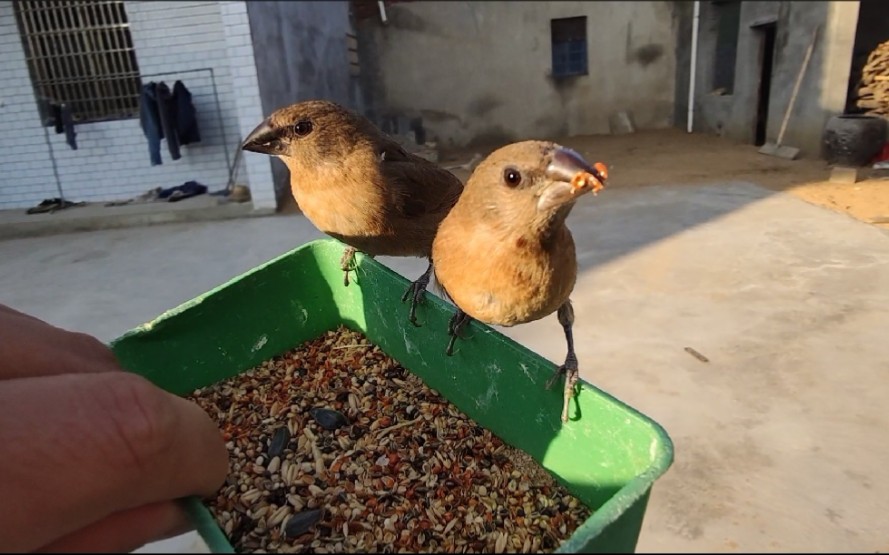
[545,146,598,184]
[538,146,606,212]
[241,118,282,155]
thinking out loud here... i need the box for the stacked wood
[853,40,889,117]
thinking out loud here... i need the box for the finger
[0,302,45,321]
[34,501,193,554]
[0,372,228,553]
[0,309,119,380]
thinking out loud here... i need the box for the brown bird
[431,141,608,423]
[240,100,464,325]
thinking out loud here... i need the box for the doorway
[753,22,777,146]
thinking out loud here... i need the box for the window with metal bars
[551,16,588,78]
[13,0,142,125]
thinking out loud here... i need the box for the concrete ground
[2,177,889,553]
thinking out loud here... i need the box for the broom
[759,25,820,160]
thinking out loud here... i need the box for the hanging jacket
[172,80,201,145]
[156,81,181,161]
[48,101,77,150]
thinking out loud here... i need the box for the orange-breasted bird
[431,140,607,423]
[241,100,464,326]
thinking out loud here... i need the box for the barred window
[551,16,588,78]
[13,0,142,124]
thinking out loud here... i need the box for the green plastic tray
[110,239,673,553]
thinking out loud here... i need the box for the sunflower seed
[283,509,323,538]
[268,426,291,458]
[309,408,349,431]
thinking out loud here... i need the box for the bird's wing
[378,140,464,219]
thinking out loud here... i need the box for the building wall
[355,1,682,149]
[678,1,860,158]
[219,0,276,210]
[245,0,354,208]
[0,0,275,210]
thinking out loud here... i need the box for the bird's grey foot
[446,309,472,356]
[340,247,357,287]
[545,300,579,423]
[402,261,434,327]
[546,352,579,424]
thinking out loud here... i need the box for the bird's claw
[340,247,357,287]
[445,335,458,357]
[403,262,434,328]
[445,311,470,356]
[547,353,579,423]
[401,282,426,327]
[445,323,460,356]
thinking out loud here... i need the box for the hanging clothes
[59,104,77,150]
[47,101,77,150]
[156,82,181,161]
[139,82,164,165]
[139,79,199,164]
[172,80,201,145]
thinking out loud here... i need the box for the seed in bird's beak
[547,146,608,195]
[570,162,608,196]
[538,148,608,212]
[595,162,609,181]
[546,147,603,185]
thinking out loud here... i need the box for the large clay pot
[822,115,887,167]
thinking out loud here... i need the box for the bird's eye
[503,168,522,187]
[294,120,313,137]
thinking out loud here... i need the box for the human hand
[0,304,229,553]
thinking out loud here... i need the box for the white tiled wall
[0,0,275,210]
[219,0,275,210]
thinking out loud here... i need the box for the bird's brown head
[461,141,607,233]
[240,100,379,168]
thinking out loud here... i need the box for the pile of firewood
[853,40,889,117]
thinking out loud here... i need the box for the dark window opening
[13,0,142,124]
[712,0,741,94]
[845,0,889,114]
[754,23,777,146]
[551,16,588,78]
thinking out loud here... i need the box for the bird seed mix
[188,326,592,553]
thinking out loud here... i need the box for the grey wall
[679,1,860,158]
[246,1,354,207]
[356,1,682,149]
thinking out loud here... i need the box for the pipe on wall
[687,0,700,133]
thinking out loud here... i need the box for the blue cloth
[156,82,181,161]
[158,181,207,202]
[139,82,164,165]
